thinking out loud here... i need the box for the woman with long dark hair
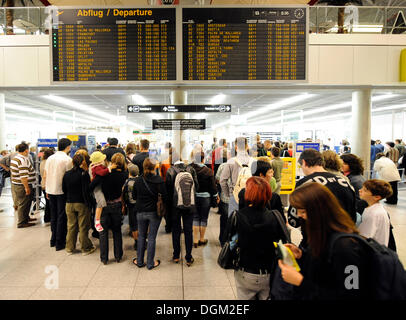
[278,182,370,300]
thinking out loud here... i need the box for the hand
[278,260,303,286]
[46,193,49,200]
[284,243,302,259]
[216,195,220,204]
[25,187,31,196]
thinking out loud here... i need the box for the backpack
[328,233,406,300]
[232,159,252,203]
[123,178,137,206]
[173,166,195,209]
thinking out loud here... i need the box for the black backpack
[328,233,406,300]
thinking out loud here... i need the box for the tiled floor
[0,182,405,300]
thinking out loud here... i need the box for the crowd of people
[0,135,404,300]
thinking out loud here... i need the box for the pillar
[0,94,6,150]
[170,90,187,162]
[351,89,371,178]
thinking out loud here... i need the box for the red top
[91,164,109,180]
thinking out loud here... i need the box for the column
[0,94,6,150]
[351,89,371,178]
[170,90,187,162]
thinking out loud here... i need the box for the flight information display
[182,7,307,81]
[51,8,176,82]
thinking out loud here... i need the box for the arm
[220,164,231,198]
[89,175,103,192]
[358,212,378,239]
[238,189,245,210]
[272,193,286,222]
[62,173,67,196]
[188,166,199,191]
[20,177,31,195]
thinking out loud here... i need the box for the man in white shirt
[44,138,72,251]
[373,153,401,205]
[358,179,393,247]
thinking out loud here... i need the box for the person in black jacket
[165,154,199,267]
[132,158,168,270]
[62,154,95,256]
[278,182,370,300]
[102,137,126,163]
[233,176,287,300]
[238,160,284,217]
[90,153,128,265]
[132,139,150,176]
[190,150,218,248]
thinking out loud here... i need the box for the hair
[375,152,386,160]
[271,147,280,157]
[340,153,364,175]
[140,139,150,150]
[43,148,55,160]
[192,151,205,163]
[322,150,343,172]
[58,138,71,151]
[363,179,393,199]
[274,141,281,148]
[78,146,88,152]
[288,142,293,149]
[257,156,271,164]
[128,163,139,177]
[111,153,127,171]
[108,137,118,146]
[1,150,8,156]
[143,157,157,176]
[234,137,248,151]
[72,154,84,170]
[251,160,272,177]
[125,142,136,155]
[264,140,272,149]
[289,182,358,257]
[17,143,29,153]
[371,140,376,146]
[219,139,226,147]
[96,145,102,150]
[395,139,402,144]
[244,176,272,208]
[75,149,90,170]
[299,149,324,167]
[386,141,395,148]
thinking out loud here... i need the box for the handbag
[142,178,166,218]
[217,211,240,270]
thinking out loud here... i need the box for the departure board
[182,7,307,81]
[51,8,176,82]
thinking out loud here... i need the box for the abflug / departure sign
[52,8,176,82]
[183,7,307,81]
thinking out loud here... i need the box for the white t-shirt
[358,202,390,246]
[44,151,72,195]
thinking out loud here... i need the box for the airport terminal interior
[0,0,406,300]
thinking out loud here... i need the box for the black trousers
[99,203,123,262]
[49,194,67,249]
[171,207,194,261]
[386,181,398,204]
[218,200,229,246]
[43,189,51,223]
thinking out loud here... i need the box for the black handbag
[217,211,239,270]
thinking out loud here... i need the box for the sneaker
[82,247,96,256]
[66,250,74,256]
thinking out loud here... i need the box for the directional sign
[152,119,206,130]
[127,105,231,113]
[37,139,58,148]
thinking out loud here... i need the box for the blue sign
[295,142,321,152]
[37,139,58,148]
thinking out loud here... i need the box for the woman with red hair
[233,176,287,300]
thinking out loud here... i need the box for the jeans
[128,203,138,232]
[172,207,194,261]
[99,202,123,262]
[49,194,67,249]
[136,211,161,269]
[218,200,229,246]
[193,196,211,227]
[228,195,238,217]
[65,202,93,252]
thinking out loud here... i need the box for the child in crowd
[123,163,139,250]
[89,151,110,232]
[358,179,393,246]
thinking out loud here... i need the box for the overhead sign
[152,119,206,130]
[127,105,231,113]
[37,139,58,148]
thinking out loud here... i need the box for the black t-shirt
[132,152,149,176]
[102,147,126,162]
[288,171,357,230]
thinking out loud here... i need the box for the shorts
[93,185,107,208]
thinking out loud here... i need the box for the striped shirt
[10,153,36,185]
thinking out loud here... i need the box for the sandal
[186,257,194,267]
[172,258,180,263]
[148,260,161,270]
[193,243,199,248]
[198,239,208,246]
[132,258,146,268]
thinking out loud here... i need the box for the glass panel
[7,7,40,35]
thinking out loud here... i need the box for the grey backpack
[173,167,195,209]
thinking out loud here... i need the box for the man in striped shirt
[10,143,36,228]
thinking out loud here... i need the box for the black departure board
[153,119,206,130]
[51,8,176,82]
[182,7,307,81]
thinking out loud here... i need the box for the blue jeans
[137,211,161,269]
[228,195,238,217]
[193,196,211,227]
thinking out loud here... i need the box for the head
[298,149,324,175]
[359,179,392,204]
[288,142,293,149]
[219,139,226,148]
[72,153,84,170]
[244,176,272,209]
[289,182,358,257]
[43,148,55,160]
[251,160,274,183]
[125,142,136,155]
[111,153,127,171]
[75,149,90,170]
[140,139,150,152]
[386,141,395,148]
[235,137,248,153]
[58,138,72,153]
[264,140,272,150]
[340,153,364,176]
[108,137,119,147]
[274,141,281,148]
[322,150,343,172]
[143,157,157,176]
[270,147,280,158]
[192,150,205,164]
[78,146,88,152]
[90,151,107,165]
[17,143,29,156]
[375,152,386,160]
[96,145,102,151]
[1,150,9,156]
[128,163,139,177]
[255,134,261,143]
[395,139,402,145]
[371,140,376,146]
